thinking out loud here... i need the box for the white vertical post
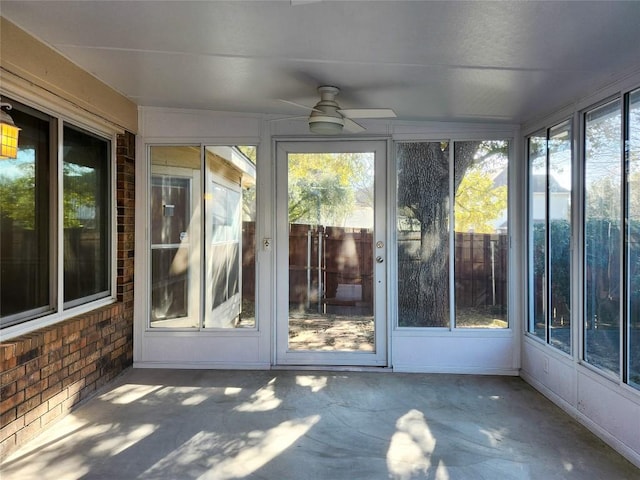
[307,228,312,310]
[318,227,323,313]
[491,238,496,306]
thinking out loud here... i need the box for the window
[528,131,548,341]
[396,140,510,328]
[204,146,250,329]
[149,146,201,328]
[0,103,52,323]
[584,100,622,375]
[63,125,110,305]
[527,86,640,391]
[148,145,256,330]
[396,142,451,327]
[0,98,112,329]
[454,141,509,328]
[527,121,572,353]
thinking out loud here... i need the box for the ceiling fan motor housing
[308,86,344,134]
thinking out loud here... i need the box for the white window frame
[525,119,574,356]
[393,136,514,332]
[143,143,259,334]
[0,87,119,341]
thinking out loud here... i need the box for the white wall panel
[136,334,268,369]
[392,333,517,375]
[521,339,576,407]
[522,339,640,468]
[577,372,640,455]
[139,106,263,140]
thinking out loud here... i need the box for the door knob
[376,256,384,263]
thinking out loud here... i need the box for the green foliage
[0,158,97,229]
[63,162,97,228]
[234,146,258,221]
[236,145,256,164]
[454,141,509,233]
[455,169,507,233]
[242,183,256,221]
[585,175,621,221]
[288,152,370,225]
[627,171,640,217]
[0,161,36,229]
[472,140,509,166]
[533,220,571,309]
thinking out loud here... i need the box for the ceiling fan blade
[268,115,308,122]
[343,117,366,133]
[278,99,321,112]
[338,108,397,119]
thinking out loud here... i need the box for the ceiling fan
[280,86,396,134]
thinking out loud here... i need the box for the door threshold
[271,365,394,373]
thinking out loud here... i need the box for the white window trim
[1,71,125,138]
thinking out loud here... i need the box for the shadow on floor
[1,369,638,479]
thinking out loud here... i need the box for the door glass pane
[287,152,374,351]
[63,125,110,305]
[204,146,256,329]
[454,140,509,328]
[627,89,640,388]
[396,142,450,327]
[149,146,201,328]
[548,121,572,353]
[584,101,621,374]
[528,133,547,340]
[0,103,51,324]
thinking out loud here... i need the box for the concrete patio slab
[2,369,638,479]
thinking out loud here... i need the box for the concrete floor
[1,369,638,480]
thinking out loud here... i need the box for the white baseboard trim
[133,361,271,370]
[392,364,519,376]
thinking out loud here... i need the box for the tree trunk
[397,141,480,327]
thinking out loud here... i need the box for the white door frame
[275,139,389,366]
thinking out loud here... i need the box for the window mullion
[56,119,65,315]
[545,133,552,345]
[449,141,455,330]
[622,93,630,384]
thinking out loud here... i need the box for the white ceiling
[2,0,640,125]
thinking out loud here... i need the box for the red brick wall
[0,130,135,458]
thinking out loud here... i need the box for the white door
[275,140,388,366]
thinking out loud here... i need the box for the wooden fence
[242,222,508,311]
[454,232,508,309]
[288,224,373,307]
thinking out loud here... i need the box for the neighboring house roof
[531,173,570,193]
[492,169,569,193]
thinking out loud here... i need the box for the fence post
[307,228,312,310]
